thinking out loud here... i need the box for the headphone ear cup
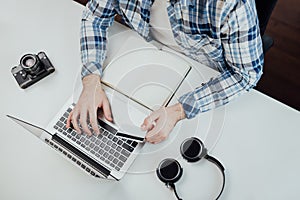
[180,137,207,162]
[156,158,183,185]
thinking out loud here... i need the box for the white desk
[1,0,299,199]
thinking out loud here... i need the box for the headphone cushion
[156,158,183,184]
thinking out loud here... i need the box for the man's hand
[66,74,112,136]
[141,103,186,144]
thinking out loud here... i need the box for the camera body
[11,52,55,89]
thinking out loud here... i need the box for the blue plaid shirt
[80,0,264,119]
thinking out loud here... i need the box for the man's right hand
[66,74,112,136]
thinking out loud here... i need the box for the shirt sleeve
[178,0,264,119]
[80,0,116,78]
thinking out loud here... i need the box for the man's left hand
[141,103,186,144]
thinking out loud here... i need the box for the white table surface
[1,0,300,199]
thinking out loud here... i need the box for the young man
[67,0,264,144]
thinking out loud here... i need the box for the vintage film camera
[11,52,55,89]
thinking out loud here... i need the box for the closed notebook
[102,35,191,111]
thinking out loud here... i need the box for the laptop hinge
[51,134,111,178]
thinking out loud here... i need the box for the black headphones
[156,137,225,200]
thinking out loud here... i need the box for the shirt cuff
[81,62,103,79]
[178,91,201,119]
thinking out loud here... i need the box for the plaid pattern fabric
[80,0,264,119]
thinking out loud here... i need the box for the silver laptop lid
[6,115,52,138]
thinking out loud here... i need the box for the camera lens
[20,54,40,74]
[24,57,35,67]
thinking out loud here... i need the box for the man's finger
[66,110,73,128]
[141,109,162,131]
[79,110,92,136]
[71,111,81,134]
[89,110,100,135]
[102,98,112,121]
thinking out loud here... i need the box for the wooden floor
[255,0,300,111]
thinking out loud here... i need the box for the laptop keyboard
[53,107,138,171]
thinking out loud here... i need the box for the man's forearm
[80,0,116,79]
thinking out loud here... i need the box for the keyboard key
[108,134,113,139]
[97,134,103,139]
[95,153,100,157]
[114,152,120,158]
[94,146,100,152]
[117,161,124,168]
[113,158,118,164]
[89,143,95,149]
[121,149,130,158]
[107,140,112,146]
[132,141,138,147]
[110,163,115,168]
[108,155,114,161]
[109,149,115,155]
[119,155,127,163]
[100,142,105,148]
[103,152,109,158]
[99,149,104,155]
[116,146,122,152]
[112,137,118,142]
[126,140,132,145]
[112,143,117,149]
[122,143,134,152]
[95,139,101,145]
[105,159,110,164]
[99,128,105,134]
[104,145,110,151]
[117,140,123,145]
[56,121,64,128]
[115,166,120,171]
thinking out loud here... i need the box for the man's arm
[66,0,116,135]
[80,0,116,78]
[178,0,264,119]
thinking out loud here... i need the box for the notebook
[102,35,192,111]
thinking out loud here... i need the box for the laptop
[7,84,151,180]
